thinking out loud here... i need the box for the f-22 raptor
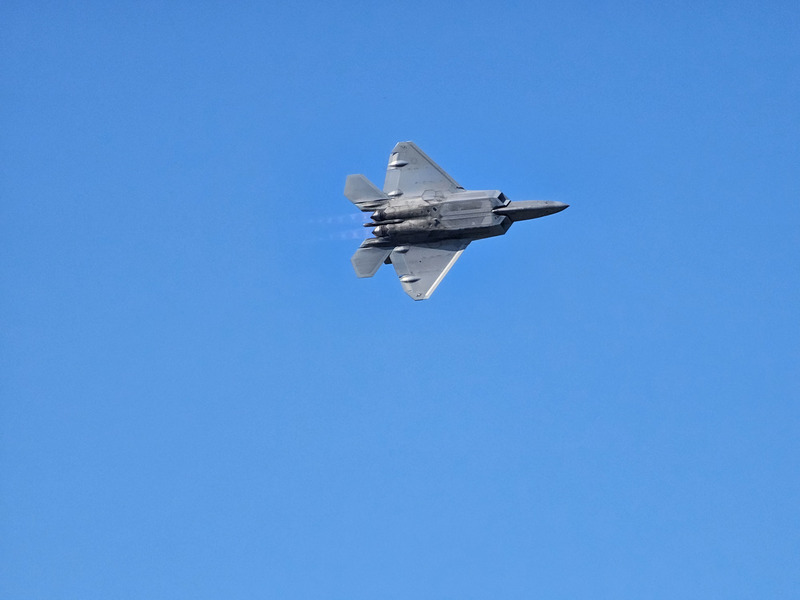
[345,142,568,300]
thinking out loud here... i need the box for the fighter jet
[345,141,568,300]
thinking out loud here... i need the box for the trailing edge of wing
[351,244,392,278]
[389,240,470,300]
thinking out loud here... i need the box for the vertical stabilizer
[344,174,389,210]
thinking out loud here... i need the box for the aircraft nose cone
[540,201,569,216]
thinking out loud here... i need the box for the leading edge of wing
[389,240,470,300]
[383,142,463,197]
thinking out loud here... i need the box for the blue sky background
[2,2,799,598]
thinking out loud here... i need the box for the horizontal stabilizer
[351,244,393,278]
[344,174,389,211]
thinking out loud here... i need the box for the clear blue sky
[2,2,798,598]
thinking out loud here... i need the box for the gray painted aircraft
[345,141,568,300]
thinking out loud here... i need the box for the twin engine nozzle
[362,217,403,227]
[363,205,437,234]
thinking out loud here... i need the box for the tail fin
[351,243,393,278]
[344,174,389,211]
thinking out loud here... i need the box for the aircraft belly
[384,216,510,243]
[437,213,510,239]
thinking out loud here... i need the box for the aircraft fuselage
[362,190,567,246]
